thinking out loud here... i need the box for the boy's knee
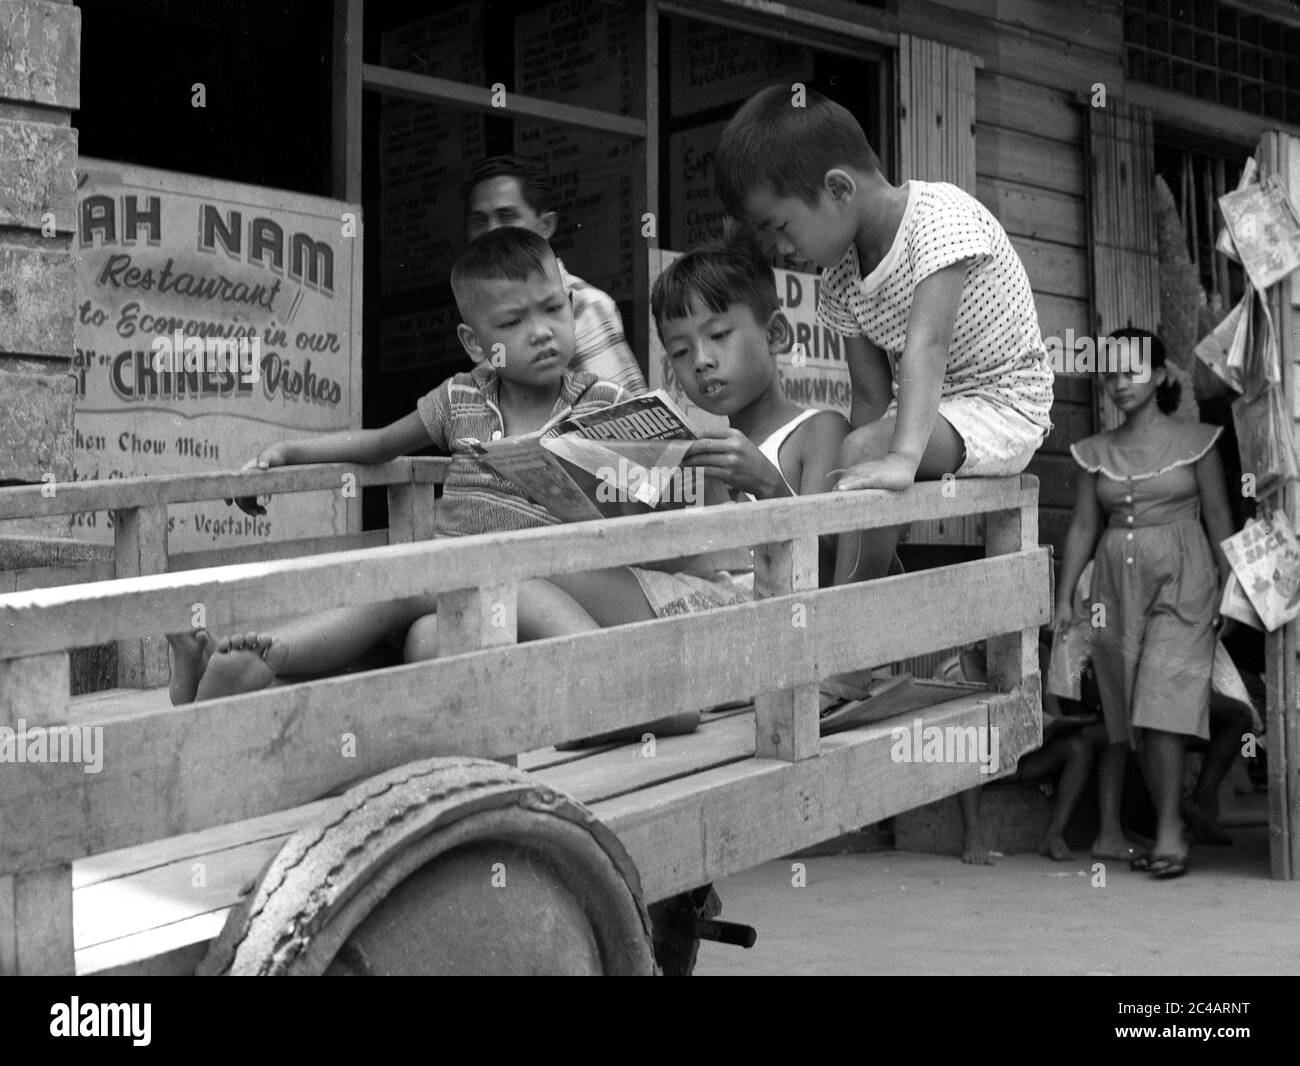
[403,614,439,662]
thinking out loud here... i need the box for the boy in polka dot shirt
[717,86,1054,581]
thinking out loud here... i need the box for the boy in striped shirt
[167,227,628,703]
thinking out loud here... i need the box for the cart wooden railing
[0,466,1048,974]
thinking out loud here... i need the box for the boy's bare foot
[961,829,995,865]
[1039,835,1073,861]
[1090,832,1148,863]
[167,629,215,706]
[193,632,290,702]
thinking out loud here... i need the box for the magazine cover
[1220,511,1300,631]
[1218,175,1300,292]
[466,389,702,521]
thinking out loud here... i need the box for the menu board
[515,0,635,301]
[647,249,851,433]
[669,120,728,253]
[670,20,814,116]
[72,160,361,552]
[379,3,486,373]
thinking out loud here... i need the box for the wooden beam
[0,478,1039,658]
[1126,82,1300,150]
[598,688,1033,901]
[0,549,1049,874]
[753,536,820,761]
[659,0,899,52]
[361,65,646,140]
[385,481,439,544]
[0,651,74,974]
[112,506,169,688]
[0,458,447,520]
[330,0,363,203]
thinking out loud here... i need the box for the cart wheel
[198,757,656,975]
[648,884,721,976]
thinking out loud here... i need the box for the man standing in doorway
[464,155,647,395]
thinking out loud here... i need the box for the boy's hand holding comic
[685,428,791,500]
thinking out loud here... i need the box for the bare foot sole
[166,629,215,706]
[193,633,291,702]
[1039,835,1073,861]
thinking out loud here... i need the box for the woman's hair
[1109,327,1180,414]
[650,222,779,335]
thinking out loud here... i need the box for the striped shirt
[559,260,648,396]
[416,363,626,536]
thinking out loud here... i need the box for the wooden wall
[897,0,1127,559]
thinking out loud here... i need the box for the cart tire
[197,757,656,975]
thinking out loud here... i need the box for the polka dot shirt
[816,181,1054,428]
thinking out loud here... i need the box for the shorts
[884,392,1049,477]
[629,566,752,618]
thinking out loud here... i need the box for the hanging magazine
[1218,175,1300,292]
[1220,511,1300,631]
[1232,381,1300,499]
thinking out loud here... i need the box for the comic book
[464,390,703,522]
[1218,175,1300,292]
[1220,511,1300,631]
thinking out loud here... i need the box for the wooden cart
[0,462,1048,974]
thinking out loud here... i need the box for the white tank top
[745,407,823,501]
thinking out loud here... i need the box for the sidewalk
[696,826,1298,975]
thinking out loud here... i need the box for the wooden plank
[983,501,1040,767]
[1034,293,1091,347]
[0,458,447,520]
[976,126,1084,196]
[330,0,362,204]
[628,0,658,384]
[7,532,389,592]
[113,505,169,688]
[0,549,1050,874]
[1010,235,1089,300]
[72,693,994,973]
[0,478,1037,658]
[1126,82,1300,150]
[0,0,81,109]
[385,482,438,544]
[975,71,1083,145]
[436,583,516,655]
[597,688,1034,902]
[361,65,646,140]
[0,651,74,974]
[171,530,388,572]
[993,0,1123,47]
[977,176,1085,247]
[898,0,1122,90]
[661,0,899,49]
[78,914,222,977]
[753,536,820,761]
